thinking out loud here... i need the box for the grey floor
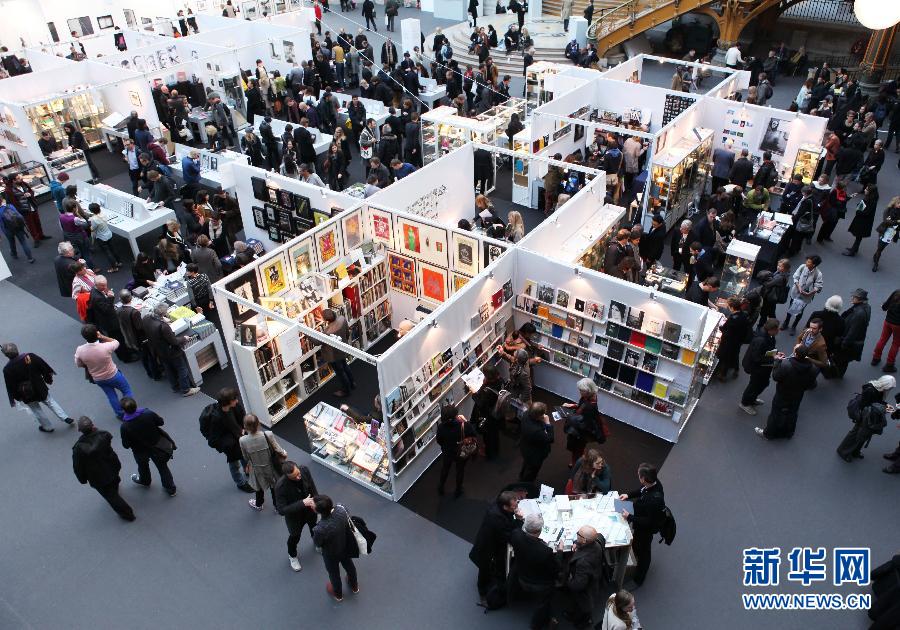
[1,24,898,628]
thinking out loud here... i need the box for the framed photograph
[418,262,448,304]
[260,296,287,317]
[759,117,789,156]
[483,241,506,268]
[278,189,295,211]
[313,210,331,225]
[239,323,257,346]
[395,218,449,268]
[341,209,363,252]
[128,90,142,107]
[258,253,289,296]
[97,15,114,29]
[388,252,416,296]
[556,289,570,309]
[451,231,479,276]
[252,206,266,229]
[294,194,311,219]
[251,177,268,201]
[264,204,277,225]
[283,40,296,64]
[225,270,260,324]
[368,207,395,249]
[278,208,293,235]
[267,226,281,243]
[315,223,342,268]
[451,272,471,294]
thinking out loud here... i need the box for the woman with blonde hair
[240,413,288,511]
[569,446,612,494]
[505,210,525,242]
[600,590,638,629]
[333,126,352,165]
[154,237,182,273]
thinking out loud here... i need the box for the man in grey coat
[711,144,735,191]
[321,309,355,396]
[832,289,871,377]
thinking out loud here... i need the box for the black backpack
[199,403,217,441]
[847,393,863,422]
[657,506,677,545]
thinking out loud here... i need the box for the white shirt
[725,47,743,66]
[123,146,139,170]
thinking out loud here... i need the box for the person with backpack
[435,404,477,498]
[199,388,254,493]
[619,463,666,587]
[3,342,74,432]
[72,416,136,521]
[836,376,895,462]
[0,196,34,263]
[274,461,319,571]
[119,396,177,497]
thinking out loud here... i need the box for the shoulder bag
[456,422,478,459]
[265,431,287,477]
[153,428,177,459]
[341,504,369,557]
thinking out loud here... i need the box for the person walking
[844,184,879,256]
[0,195,35,263]
[781,255,823,335]
[836,376,895,462]
[872,197,900,272]
[72,417,136,521]
[143,303,201,397]
[469,490,522,602]
[561,378,604,466]
[832,289,871,377]
[739,319,782,416]
[755,345,819,440]
[362,0,377,31]
[198,388,254,493]
[321,309,355,397]
[305,495,359,601]
[274,461,319,571]
[518,402,554,481]
[619,463,665,587]
[436,404,477,497]
[74,324,133,420]
[3,343,74,432]
[872,290,900,373]
[119,397,177,496]
[241,413,287,512]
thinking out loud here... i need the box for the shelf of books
[386,279,515,475]
[305,402,393,498]
[514,279,721,435]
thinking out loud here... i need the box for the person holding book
[739,318,782,416]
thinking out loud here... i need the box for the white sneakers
[248,499,263,511]
[183,387,201,397]
[289,556,302,572]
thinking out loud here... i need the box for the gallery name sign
[404,184,448,220]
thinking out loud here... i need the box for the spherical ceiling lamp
[854,0,900,30]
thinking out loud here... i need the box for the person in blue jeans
[199,388,253,493]
[0,198,35,263]
[74,325,133,419]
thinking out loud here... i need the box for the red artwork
[421,266,446,303]
[373,214,390,240]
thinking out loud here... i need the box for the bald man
[560,525,607,627]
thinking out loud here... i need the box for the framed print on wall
[258,253,289,296]
[315,223,343,268]
[388,252,417,297]
[287,237,316,280]
[341,209,363,252]
[451,231,479,276]
[395,218,449,268]
[252,206,266,228]
[225,270,260,324]
[368,207,395,250]
[451,272,471,294]
[418,261,449,304]
[483,241,507,269]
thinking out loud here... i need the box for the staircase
[542,0,621,20]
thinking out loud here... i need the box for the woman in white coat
[240,413,288,511]
[600,590,641,629]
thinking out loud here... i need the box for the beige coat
[239,430,287,492]
[561,0,574,19]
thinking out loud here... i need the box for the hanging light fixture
[854,0,900,30]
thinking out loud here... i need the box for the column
[401,17,421,56]
[859,25,897,96]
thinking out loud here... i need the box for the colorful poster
[388,252,416,296]
[418,262,448,304]
[451,272,471,294]
[316,224,342,268]
[368,207,394,249]
[342,209,363,252]
[287,237,316,281]
[258,254,288,296]
[394,218,449,267]
[402,222,421,252]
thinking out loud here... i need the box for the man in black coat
[832,289,871,377]
[3,343,73,432]
[293,119,318,168]
[603,229,630,275]
[72,417,136,521]
[469,490,521,600]
[381,39,398,69]
[669,219,693,272]
[641,214,666,263]
[740,318,781,415]
[560,526,606,627]
[728,148,754,189]
[362,0,377,31]
[436,406,477,497]
[199,388,253,492]
[688,242,715,287]
[143,303,200,397]
[120,397,176,496]
[620,463,665,586]
[54,243,80,298]
[274,461,319,571]
[689,209,718,249]
[519,402,554,481]
[511,514,559,628]
[473,147,494,194]
[756,345,819,440]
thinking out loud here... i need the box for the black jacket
[519,415,554,463]
[313,504,351,558]
[839,302,871,360]
[474,148,493,180]
[143,315,185,360]
[729,157,754,188]
[120,409,166,453]
[772,356,819,401]
[202,402,246,453]
[625,480,666,535]
[690,216,717,248]
[805,309,845,352]
[717,310,750,362]
[669,230,691,269]
[469,502,521,567]
[72,429,121,489]
[293,126,317,164]
[87,288,120,336]
[54,254,79,298]
[742,330,777,374]
[116,304,146,351]
[563,539,605,615]
[510,528,558,588]
[436,418,476,456]
[641,225,666,262]
[4,353,54,405]
[274,467,319,525]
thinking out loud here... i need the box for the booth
[169,143,247,191]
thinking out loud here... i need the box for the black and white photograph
[759,117,789,155]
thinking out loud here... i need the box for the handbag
[456,422,478,459]
[342,505,369,557]
[795,211,815,234]
[786,296,807,316]
[153,428,177,459]
[265,431,286,476]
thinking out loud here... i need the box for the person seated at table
[131,251,158,288]
[569,448,612,494]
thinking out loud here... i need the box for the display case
[649,128,713,231]
[0,160,50,196]
[525,61,560,116]
[511,125,532,205]
[25,92,108,148]
[305,402,392,498]
[717,239,760,305]
[46,148,91,180]
[567,205,625,271]
[644,264,689,296]
[749,211,792,244]
[790,143,822,185]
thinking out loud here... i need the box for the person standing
[436,405,477,497]
[274,461,319,571]
[143,303,201,397]
[72,417,136,521]
[872,197,900,272]
[510,514,560,629]
[619,463,665,587]
[362,0,377,31]
[119,397,176,496]
[715,297,751,381]
[518,402,554,482]
[728,149,754,189]
[836,376,895,462]
[844,184,879,256]
[122,138,142,196]
[561,0,574,30]
[832,289,871,377]
[64,122,99,181]
[74,325,133,420]
[3,343,74,432]
[872,290,900,373]
[469,363,501,459]
[306,495,359,601]
[669,219,693,272]
[600,590,639,629]
[116,290,161,380]
[739,319,782,416]
[198,388,254,493]
[757,260,790,326]
[0,195,35,263]
[321,309,355,397]
[782,256,823,335]
[559,525,606,628]
[805,296,845,359]
[470,490,522,602]
[561,378,603,466]
[241,413,287,512]
[755,345,819,440]
[87,204,123,273]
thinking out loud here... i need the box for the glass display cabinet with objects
[525,61,561,116]
[717,239,761,306]
[0,160,51,196]
[46,149,92,182]
[649,128,713,231]
[790,143,822,185]
[25,92,108,149]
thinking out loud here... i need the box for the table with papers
[512,492,634,587]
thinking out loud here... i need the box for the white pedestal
[434,0,466,20]
[401,17,421,56]
[527,0,542,22]
[571,16,588,46]
[420,0,434,11]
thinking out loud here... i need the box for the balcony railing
[780,0,862,26]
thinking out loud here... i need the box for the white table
[420,85,447,110]
[104,207,177,258]
[101,126,130,153]
[183,331,229,386]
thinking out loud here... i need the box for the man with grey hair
[54,241,81,298]
[3,342,74,432]
[116,290,161,380]
[670,218,693,272]
[142,303,200,397]
[87,275,122,346]
[511,509,559,628]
